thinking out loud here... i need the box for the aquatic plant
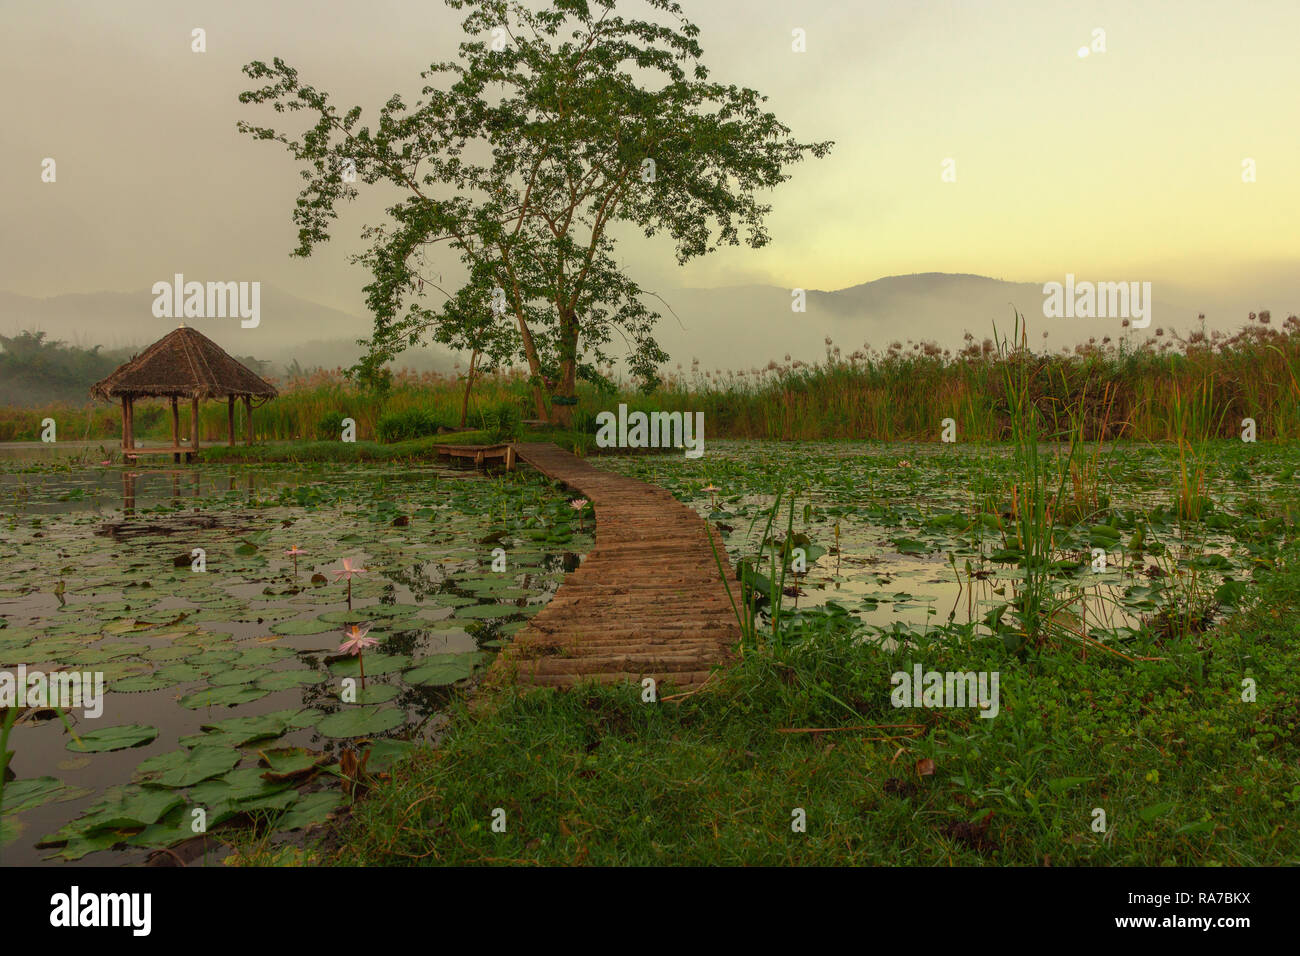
[332,557,367,609]
[701,483,720,510]
[709,485,803,654]
[569,498,589,532]
[338,624,380,689]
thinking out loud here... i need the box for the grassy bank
[5,314,1299,444]
[309,540,1300,867]
[198,426,594,463]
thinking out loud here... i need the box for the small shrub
[317,410,347,440]
[479,401,522,443]
[376,407,443,443]
[572,407,601,436]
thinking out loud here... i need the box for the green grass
[320,542,1300,866]
[197,426,591,463]
[5,313,1299,444]
[199,433,487,463]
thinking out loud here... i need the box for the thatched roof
[90,326,278,401]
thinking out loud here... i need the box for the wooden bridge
[494,443,740,694]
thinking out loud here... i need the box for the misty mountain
[3,274,1297,399]
[644,272,1298,374]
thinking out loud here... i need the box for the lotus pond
[599,440,1300,650]
[4,438,1298,867]
[0,459,593,864]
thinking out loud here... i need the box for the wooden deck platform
[495,443,740,694]
[124,446,197,462]
[431,443,516,469]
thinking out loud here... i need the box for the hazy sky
[3,0,1297,317]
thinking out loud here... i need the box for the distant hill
[643,273,1219,373]
[0,285,459,384]
[2,272,1296,396]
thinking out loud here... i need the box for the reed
[3,313,1297,444]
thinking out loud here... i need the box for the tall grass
[995,315,1081,650]
[3,313,1297,444]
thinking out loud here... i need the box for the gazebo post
[190,396,200,461]
[244,396,253,446]
[171,397,180,462]
[120,398,130,453]
[227,396,237,446]
[125,397,135,455]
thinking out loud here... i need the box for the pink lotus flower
[570,498,589,531]
[338,623,379,688]
[333,557,368,608]
[338,622,378,655]
[333,557,367,581]
[284,544,305,578]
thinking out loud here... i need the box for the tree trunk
[552,311,580,428]
[553,359,577,427]
[513,312,549,421]
[459,349,478,428]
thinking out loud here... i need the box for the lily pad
[270,617,340,636]
[66,723,158,753]
[255,669,327,692]
[315,705,405,738]
[257,747,330,781]
[178,684,270,709]
[274,790,343,831]
[0,777,90,814]
[197,708,321,746]
[327,653,410,679]
[402,652,482,687]
[133,745,241,788]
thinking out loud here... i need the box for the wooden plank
[493,443,740,694]
[123,446,200,457]
[432,443,511,458]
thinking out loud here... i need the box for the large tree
[238,0,831,424]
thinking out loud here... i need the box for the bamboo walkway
[495,443,740,693]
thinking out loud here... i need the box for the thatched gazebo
[90,325,278,461]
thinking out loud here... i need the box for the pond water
[597,440,1299,646]
[0,454,592,865]
[3,438,1297,865]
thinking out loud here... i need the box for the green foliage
[238,0,830,414]
[335,541,1300,866]
[376,407,443,443]
[317,410,346,440]
[0,331,132,410]
[479,400,522,443]
[6,313,1300,445]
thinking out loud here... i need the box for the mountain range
[2,272,1296,387]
